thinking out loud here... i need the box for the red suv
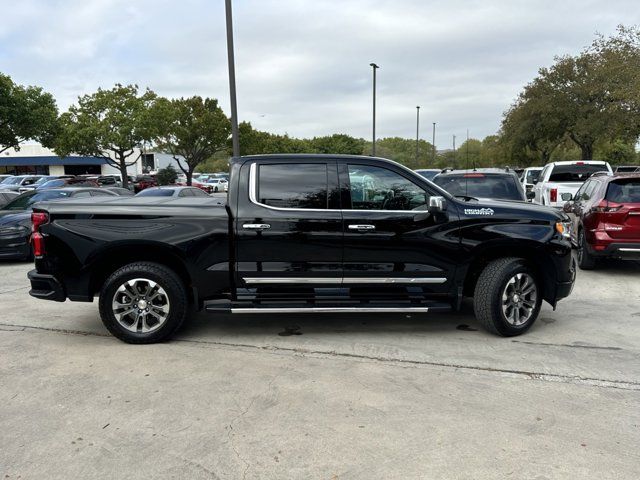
[564,173,640,269]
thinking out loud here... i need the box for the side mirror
[526,191,536,200]
[428,196,447,213]
[561,193,573,201]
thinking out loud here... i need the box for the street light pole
[370,63,379,156]
[415,106,420,163]
[225,0,240,158]
[452,134,456,168]
[432,122,436,164]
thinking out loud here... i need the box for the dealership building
[0,143,185,177]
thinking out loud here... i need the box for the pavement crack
[0,286,29,295]
[2,322,639,392]
[512,340,623,351]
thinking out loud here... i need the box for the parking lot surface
[1,260,639,479]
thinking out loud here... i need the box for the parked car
[18,175,76,193]
[533,161,612,208]
[203,178,228,192]
[132,175,158,193]
[414,169,441,181]
[84,175,121,187]
[0,175,14,184]
[104,187,135,196]
[432,169,527,202]
[36,177,99,190]
[0,175,44,192]
[520,167,543,199]
[28,154,575,344]
[0,188,117,260]
[563,173,640,269]
[176,179,214,194]
[0,191,19,208]
[136,186,211,198]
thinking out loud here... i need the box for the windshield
[433,174,523,201]
[137,189,175,197]
[549,164,608,182]
[2,177,21,185]
[39,179,66,189]
[33,176,55,186]
[525,170,541,183]
[3,190,71,211]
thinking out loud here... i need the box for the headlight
[555,220,572,240]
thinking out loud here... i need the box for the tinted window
[257,164,328,209]
[433,174,523,201]
[90,190,114,196]
[606,179,640,203]
[137,188,176,197]
[348,165,429,210]
[549,164,608,182]
[3,190,71,210]
[178,189,192,197]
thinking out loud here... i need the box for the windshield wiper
[454,195,478,202]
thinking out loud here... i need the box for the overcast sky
[1,0,638,147]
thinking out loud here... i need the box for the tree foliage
[156,164,178,185]
[154,96,230,185]
[0,73,58,153]
[54,84,157,188]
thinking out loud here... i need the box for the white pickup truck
[532,160,613,208]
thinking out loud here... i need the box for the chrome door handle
[348,224,376,231]
[243,223,271,230]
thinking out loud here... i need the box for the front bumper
[28,270,66,302]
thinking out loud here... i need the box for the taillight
[592,200,622,213]
[31,212,48,233]
[31,212,49,257]
[550,188,557,203]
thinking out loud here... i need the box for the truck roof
[546,160,609,166]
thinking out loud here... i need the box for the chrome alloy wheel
[111,278,170,333]
[501,273,537,326]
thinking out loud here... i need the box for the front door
[235,159,343,292]
[338,161,460,300]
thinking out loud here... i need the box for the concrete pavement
[0,260,639,479]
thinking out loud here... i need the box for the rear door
[338,160,459,298]
[235,159,343,287]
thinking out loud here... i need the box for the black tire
[473,257,542,337]
[214,186,219,193]
[577,229,596,270]
[98,262,188,344]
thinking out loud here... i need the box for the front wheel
[473,257,542,336]
[98,262,189,344]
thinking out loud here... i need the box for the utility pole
[225,0,240,157]
[415,106,420,163]
[432,122,436,164]
[370,63,379,155]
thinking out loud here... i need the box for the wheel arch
[86,243,195,303]
[461,243,558,304]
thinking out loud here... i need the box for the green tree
[54,84,157,189]
[0,73,58,153]
[235,122,308,155]
[156,164,178,185]
[366,137,435,169]
[308,134,364,155]
[154,96,231,185]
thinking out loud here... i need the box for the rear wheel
[473,257,542,336]
[98,262,188,344]
[577,229,596,270]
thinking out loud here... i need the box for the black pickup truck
[28,154,576,343]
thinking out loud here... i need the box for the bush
[156,165,178,185]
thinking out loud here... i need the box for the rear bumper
[590,242,640,259]
[28,270,66,302]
